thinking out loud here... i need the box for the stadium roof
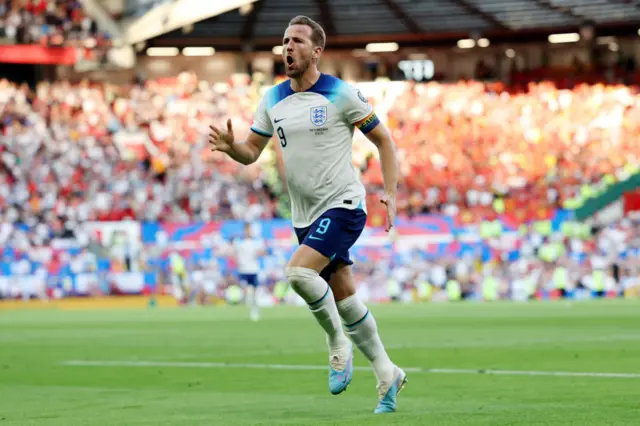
[148,0,640,50]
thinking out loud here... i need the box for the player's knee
[285,266,327,304]
[285,266,318,289]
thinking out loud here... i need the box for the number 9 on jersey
[277,126,287,148]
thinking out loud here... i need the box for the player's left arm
[343,85,399,231]
[362,120,399,231]
[361,120,399,197]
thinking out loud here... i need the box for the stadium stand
[2,75,638,223]
[0,0,109,46]
[1,73,639,302]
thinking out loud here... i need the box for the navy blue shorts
[238,273,259,287]
[294,207,367,281]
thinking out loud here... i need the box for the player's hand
[380,192,396,232]
[209,119,235,153]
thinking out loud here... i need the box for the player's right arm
[209,119,270,165]
[209,94,274,165]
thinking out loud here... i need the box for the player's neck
[290,67,321,92]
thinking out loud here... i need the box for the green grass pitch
[1,300,639,425]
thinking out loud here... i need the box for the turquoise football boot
[329,343,353,395]
[374,367,408,414]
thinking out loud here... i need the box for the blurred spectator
[0,0,109,47]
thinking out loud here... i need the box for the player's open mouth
[286,55,294,67]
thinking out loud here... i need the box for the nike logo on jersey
[274,118,286,123]
[308,235,324,241]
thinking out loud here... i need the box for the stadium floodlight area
[122,0,258,44]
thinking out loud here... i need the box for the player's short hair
[288,15,326,50]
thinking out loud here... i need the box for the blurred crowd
[150,216,640,305]
[379,81,639,225]
[0,0,109,46]
[1,72,640,302]
[2,74,640,231]
[4,214,637,303]
[0,74,277,236]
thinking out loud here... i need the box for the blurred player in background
[169,251,190,305]
[209,16,405,414]
[234,222,267,321]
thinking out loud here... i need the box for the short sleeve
[341,84,380,134]
[250,95,274,138]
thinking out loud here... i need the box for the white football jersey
[251,74,379,228]
[234,238,265,274]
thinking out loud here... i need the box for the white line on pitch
[61,360,640,379]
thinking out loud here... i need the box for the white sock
[252,289,260,316]
[246,286,254,306]
[286,267,349,351]
[337,295,395,383]
[246,286,259,317]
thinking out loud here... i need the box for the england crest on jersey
[310,106,327,126]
